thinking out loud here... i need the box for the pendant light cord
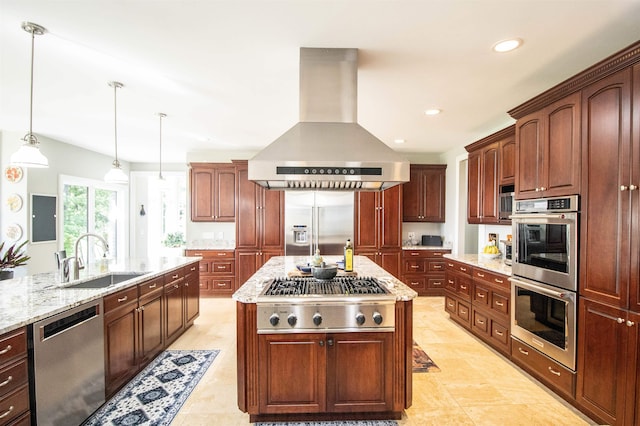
[158,113,164,179]
[28,29,35,139]
[113,83,119,165]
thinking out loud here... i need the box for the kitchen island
[233,255,417,423]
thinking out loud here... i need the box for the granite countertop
[443,253,512,276]
[401,245,451,250]
[0,256,200,335]
[232,255,418,304]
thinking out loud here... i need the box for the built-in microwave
[499,185,514,222]
[511,195,579,292]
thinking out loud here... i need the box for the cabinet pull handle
[627,320,636,327]
[433,265,442,269]
[172,274,179,279]
[477,319,485,325]
[0,345,12,355]
[459,309,467,315]
[539,186,547,191]
[410,282,419,285]
[447,263,454,267]
[185,283,189,287]
[0,375,12,388]
[190,266,197,271]
[460,267,467,272]
[548,367,561,377]
[477,273,485,277]
[117,296,128,302]
[448,279,454,284]
[0,406,14,419]
[149,283,157,289]
[495,330,504,336]
[495,301,504,307]
[518,347,529,356]
[434,253,443,256]
[616,317,625,324]
[411,252,420,256]
[621,185,629,191]
[193,252,203,256]
[174,284,179,289]
[217,253,227,256]
[217,266,226,269]
[477,293,485,298]
[494,278,504,283]
[411,265,420,269]
[433,281,442,286]
[460,285,467,290]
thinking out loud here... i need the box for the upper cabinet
[514,92,581,200]
[190,163,236,222]
[402,164,447,222]
[466,125,514,224]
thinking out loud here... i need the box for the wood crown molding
[465,124,515,153]
[508,40,640,119]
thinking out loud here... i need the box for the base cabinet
[401,249,450,296]
[185,249,235,297]
[0,328,29,426]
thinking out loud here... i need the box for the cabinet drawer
[403,250,429,258]
[444,295,457,315]
[456,300,471,324]
[473,283,490,307]
[427,277,445,290]
[490,321,509,347]
[473,268,509,289]
[427,260,445,272]
[445,276,456,292]
[138,277,163,297]
[426,250,449,258]
[104,286,138,312]
[0,359,27,399]
[0,384,29,425]
[211,278,233,290]
[445,260,471,276]
[185,249,234,259]
[404,276,426,291]
[0,330,26,366]
[211,260,235,275]
[491,292,509,316]
[184,263,199,276]
[511,339,575,398]
[164,268,184,284]
[472,309,489,334]
[456,277,472,299]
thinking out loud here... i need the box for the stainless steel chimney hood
[248,48,409,191]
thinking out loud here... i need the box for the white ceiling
[1,1,640,164]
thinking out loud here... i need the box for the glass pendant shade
[11,135,49,168]
[104,160,129,184]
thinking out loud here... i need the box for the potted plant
[162,232,186,256]
[0,240,30,280]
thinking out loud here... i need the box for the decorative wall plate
[5,223,23,241]
[6,194,23,212]
[4,166,23,183]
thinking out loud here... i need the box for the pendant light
[104,81,128,184]
[157,113,166,180]
[10,22,49,168]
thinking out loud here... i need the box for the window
[60,175,127,265]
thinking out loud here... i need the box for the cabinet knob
[616,317,625,324]
[539,186,547,191]
[630,184,638,191]
[627,320,635,327]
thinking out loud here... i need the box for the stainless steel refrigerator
[285,191,354,256]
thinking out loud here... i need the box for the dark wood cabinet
[402,164,446,222]
[190,163,236,222]
[354,186,402,277]
[235,161,285,287]
[184,263,200,325]
[514,92,581,199]
[401,249,450,296]
[137,277,165,366]
[185,249,236,296]
[164,269,185,346]
[0,328,29,425]
[466,125,514,224]
[258,332,393,415]
[444,259,473,329]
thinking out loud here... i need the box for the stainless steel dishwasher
[31,299,105,426]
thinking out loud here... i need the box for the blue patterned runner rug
[83,349,219,426]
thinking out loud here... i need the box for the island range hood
[248,48,409,191]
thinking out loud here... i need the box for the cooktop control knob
[355,312,366,326]
[373,312,383,325]
[269,313,280,326]
[287,314,297,327]
[313,313,322,326]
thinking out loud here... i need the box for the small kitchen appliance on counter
[421,235,443,246]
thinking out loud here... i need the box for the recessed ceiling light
[424,109,441,116]
[394,139,405,144]
[492,38,523,53]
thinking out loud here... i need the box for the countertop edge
[443,253,512,276]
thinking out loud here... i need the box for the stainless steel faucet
[59,233,109,282]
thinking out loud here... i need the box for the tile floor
[169,297,597,425]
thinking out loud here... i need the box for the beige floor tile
[161,296,596,425]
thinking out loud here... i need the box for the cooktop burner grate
[262,276,389,296]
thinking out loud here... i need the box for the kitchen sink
[64,272,145,289]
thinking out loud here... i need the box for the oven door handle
[511,213,572,220]
[509,277,573,300]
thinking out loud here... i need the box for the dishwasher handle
[39,303,101,341]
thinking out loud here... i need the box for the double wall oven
[510,195,579,371]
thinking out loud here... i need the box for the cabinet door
[580,69,632,308]
[379,185,402,249]
[402,166,423,222]
[184,265,200,325]
[467,150,482,223]
[104,303,138,397]
[379,250,401,278]
[215,167,236,221]
[629,64,640,313]
[236,250,260,287]
[236,164,260,249]
[258,333,326,413]
[480,143,499,223]
[354,192,378,250]
[138,291,164,365]
[515,113,544,199]
[499,136,516,185]
[260,188,285,251]
[164,279,185,345]
[543,92,581,197]
[422,166,446,222]
[327,332,393,412]
[576,298,630,425]
[190,167,215,221]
